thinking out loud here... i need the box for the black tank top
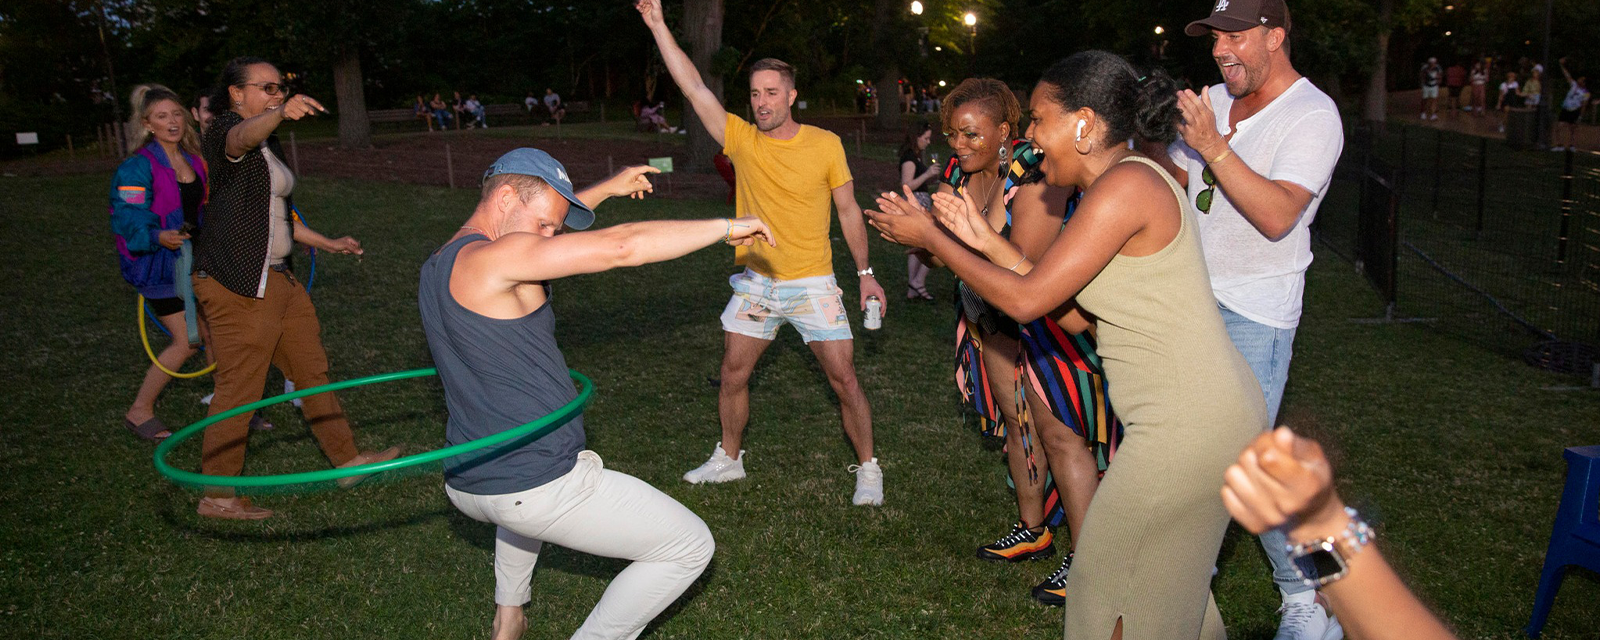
[418,234,585,494]
[178,178,203,229]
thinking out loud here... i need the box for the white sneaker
[683,442,746,484]
[849,458,884,506]
[1273,601,1343,640]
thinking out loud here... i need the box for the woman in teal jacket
[109,84,208,441]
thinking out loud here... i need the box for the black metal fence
[1315,121,1600,380]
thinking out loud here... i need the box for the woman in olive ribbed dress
[868,50,1265,640]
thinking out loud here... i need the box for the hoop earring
[1074,135,1092,155]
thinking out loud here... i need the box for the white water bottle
[864,296,882,330]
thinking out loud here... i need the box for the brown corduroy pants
[193,268,359,496]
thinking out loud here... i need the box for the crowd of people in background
[1417,52,1595,150]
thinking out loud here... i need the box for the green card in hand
[648,157,674,173]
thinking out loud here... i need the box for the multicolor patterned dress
[945,140,1123,523]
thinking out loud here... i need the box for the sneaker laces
[1044,552,1074,584]
[989,524,1036,548]
[847,461,882,482]
[1276,601,1320,632]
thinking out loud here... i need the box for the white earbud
[1076,120,1086,141]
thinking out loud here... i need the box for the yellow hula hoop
[138,295,216,379]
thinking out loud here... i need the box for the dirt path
[6,120,906,202]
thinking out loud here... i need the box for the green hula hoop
[153,368,593,489]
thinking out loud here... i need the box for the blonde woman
[109,84,209,442]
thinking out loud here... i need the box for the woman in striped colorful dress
[931,78,1121,604]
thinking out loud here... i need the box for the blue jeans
[1218,303,1309,596]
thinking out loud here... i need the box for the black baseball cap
[1185,0,1290,36]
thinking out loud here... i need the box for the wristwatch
[1285,506,1374,587]
[856,267,875,277]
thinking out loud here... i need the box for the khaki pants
[193,269,358,495]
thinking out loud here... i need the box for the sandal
[907,286,934,301]
[124,417,171,442]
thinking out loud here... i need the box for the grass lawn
[1,173,1597,639]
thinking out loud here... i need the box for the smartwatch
[1286,506,1374,587]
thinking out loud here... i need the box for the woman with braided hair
[919,77,1120,605]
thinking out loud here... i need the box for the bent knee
[682,519,716,568]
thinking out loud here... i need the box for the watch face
[1290,542,1349,586]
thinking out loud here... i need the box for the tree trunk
[683,0,724,174]
[332,48,371,149]
[868,0,901,131]
[876,67,902,131]
[1362,0,1394,123]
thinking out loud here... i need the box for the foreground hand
[325,236,363,255]
[858,274,887,315]
[279,94,328,121]
[1221,427,1341,538]
[1175,87,1223,157]
[635,0,665,28]
[158,229,190,250]
[865,187,941,250]
[929,188,996,254]
[725,216,775,247]
[606,165,661,199]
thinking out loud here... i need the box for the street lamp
[1154,26,1165,35]
[963,12,978,73]
[910,1,923,15]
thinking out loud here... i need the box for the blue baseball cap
[481,148,594,230]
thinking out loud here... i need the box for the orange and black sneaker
[976,522,1055,562]
[1031,552,1073,606]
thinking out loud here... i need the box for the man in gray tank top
[420,148,773,640]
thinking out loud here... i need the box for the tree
[681,0,724,174]
[1364,0,1396,122]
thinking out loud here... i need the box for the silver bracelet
[1005,255,1027,272]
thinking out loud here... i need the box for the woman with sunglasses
[191,56,397,520]
[868,51,1265,638]
[917,78,1119,605]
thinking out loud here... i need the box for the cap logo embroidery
[557,168,569,183]
[1260,16,1268,23]
[1214,0,1229,12]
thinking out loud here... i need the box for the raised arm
[475,217,772,286]
[637,0,728,146]
[225,94,326,159]
[869,166,1158,322]
[576,165,663,210]
[1223,428,1460,640]
[1174,87,1322,241]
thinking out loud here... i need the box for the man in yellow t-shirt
[639,0,885,506]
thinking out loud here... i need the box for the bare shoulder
[1084,158,1176,212]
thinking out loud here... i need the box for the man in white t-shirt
[1164,0,1345,639]
[1420,57,1443,120]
